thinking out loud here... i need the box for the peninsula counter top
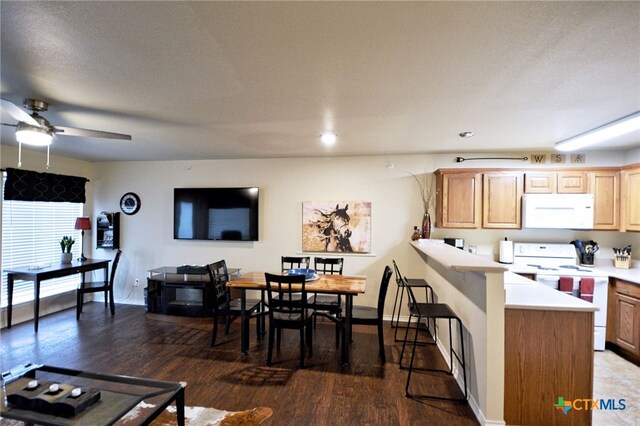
[504,271,598,312]
[410,240,508,272]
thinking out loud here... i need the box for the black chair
[400,283,467,401]
[77,249,121,320]
[281,256,310,272]
[391,260,433,341]
[278,256,310,302]
[265,272,313,368]
[350,265,393,363]
[308,257,343,346]
[207,260,263,347]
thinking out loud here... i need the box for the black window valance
[3,168,88,203]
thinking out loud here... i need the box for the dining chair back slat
[281,256,311,273]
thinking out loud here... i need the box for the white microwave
[522,193,594,229]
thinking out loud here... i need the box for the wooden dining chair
[308,257,343,346]
[207,260,264,346]
[351,265,393,363]
[281,256,310,272]
[76,249,122,320]
[264,272,313,368]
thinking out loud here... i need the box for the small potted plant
[60,236,75,263]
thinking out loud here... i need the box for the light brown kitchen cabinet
[524,172,556,193]
[482,172,523,228]
[621,165,640,231]
[435,171,481,228]
[556,171,588,193]
[524,170,587,193]
[589,171,619,230]
[607,278,640,364]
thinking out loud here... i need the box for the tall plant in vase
[410,172,436,239]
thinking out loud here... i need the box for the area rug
[119,402,273,426]
[0,403,272,426]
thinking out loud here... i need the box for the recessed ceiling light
[321,131,337,146]
[459,131,475,138]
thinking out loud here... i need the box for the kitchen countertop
[507,259,640,285]
[504,271,598,312]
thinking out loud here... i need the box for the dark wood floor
[1,303,478,425]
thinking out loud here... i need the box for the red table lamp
[75,217,91,261]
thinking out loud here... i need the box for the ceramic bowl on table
[287,268,317,280]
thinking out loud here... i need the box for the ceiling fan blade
[52,126,132,140]
[0,98,41,127]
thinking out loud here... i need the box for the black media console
[145,266,240,317]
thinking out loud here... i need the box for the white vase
[60,252,72,263]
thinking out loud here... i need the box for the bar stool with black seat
[350,265,393,363]
[264,272,313,368]
[400,283,467,401]
[76,249,122,320]
[207,259,264,347]
[307,257,343,346]
[390,260,433,341]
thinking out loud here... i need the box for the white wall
[92,150,638,311]
[93,155,432,308]
[2,144,638,322]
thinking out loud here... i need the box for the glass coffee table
[1,363,185,426]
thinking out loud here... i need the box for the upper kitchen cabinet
[524,171,587,193]
[482,172,523,229]
[435,170,481,228]
[557,171,588,193]
[524,172,556,193]
[589,171,619,230]
[621,164,640,232]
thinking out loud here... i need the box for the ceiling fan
[1,98,131,168]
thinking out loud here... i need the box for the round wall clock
[120,192,141,215]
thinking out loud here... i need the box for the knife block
[614,255,631,269]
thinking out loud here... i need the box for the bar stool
[400,283,467,401]
[390,260,433,342]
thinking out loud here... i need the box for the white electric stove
[513,243,608,350]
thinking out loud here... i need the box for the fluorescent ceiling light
[321,131,337,146]
[16,125,53,146]
[555,112,640,152]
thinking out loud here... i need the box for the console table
[5,259,110,332]
[146,266,240,317]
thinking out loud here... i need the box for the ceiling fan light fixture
[16,125,53,146]
[555,111,640,152]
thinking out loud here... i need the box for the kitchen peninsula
[410,240,597,425]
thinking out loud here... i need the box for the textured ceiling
[1,1,639,162]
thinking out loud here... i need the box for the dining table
[227,271,366,365]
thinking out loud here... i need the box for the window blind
[1,173,84,307]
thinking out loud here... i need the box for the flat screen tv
[174,187,259,241]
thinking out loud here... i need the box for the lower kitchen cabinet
[606,278,640,365]
[505,308,594,425]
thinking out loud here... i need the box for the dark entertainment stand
[145,266,240,317]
